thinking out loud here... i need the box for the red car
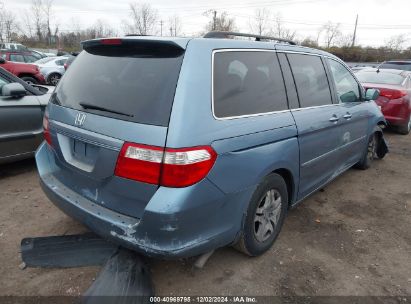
[0,57,45,84]
[0,51,40,63]
[356,68,411,134]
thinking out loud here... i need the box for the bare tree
[2,10,18,42]
[168,15,182,37]
[31,0,44,41]
[124,3,158,35]
[249,8,271,36]
[205,11,236,32]
[385,34,407,51]
[272,13,296,40]
[42,0,54,45]
[336,34,354,48]
[322,21,341,48]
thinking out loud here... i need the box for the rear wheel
[235,173,288,256]
[47,73,62,86]
[397,116,411,135]
[21,76,38,85]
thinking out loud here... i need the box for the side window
[10,54,25,62]
[24,55,37,63]
[328,59,361,103]
[56,59,66,66]
[288,54,332,108]
[213,51,288,118]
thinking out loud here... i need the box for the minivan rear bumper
[36,143,252,259]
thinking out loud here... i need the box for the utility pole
[213,10,217,31]
[160,20,163,36]
[351,14,358,47]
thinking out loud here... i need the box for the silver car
[0,67,52,164]
[35,56,70,86]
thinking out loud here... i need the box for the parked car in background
[64,55,77,70]
[0,51,39,63]
[378,60,411,72]
[356,68,411,134]
[0,42,29,51]
[29,49,49,60]
[36,34,388,259]
[0,57,45,84]
[0,67,52,164]
[36,56,70,85]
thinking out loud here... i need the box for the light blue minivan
[36,32,388,258]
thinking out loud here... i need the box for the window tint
[10,54,25,62]
[328,59,360,103]
[288,54,332,108]
[213,51,288,118]
[55,48,184,127]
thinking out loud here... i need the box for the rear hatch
[46,38,188,219]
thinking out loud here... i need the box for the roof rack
[203,31,296,45]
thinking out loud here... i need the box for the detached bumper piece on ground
[20,233,154,303]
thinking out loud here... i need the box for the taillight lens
[115,143,163,185]
[43,113,52,146]
[379,89,407,100]
[115,143,217,188]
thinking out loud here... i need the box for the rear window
[54,44,184,126]
[379,62,411,71]
[356,71,405,85]
[213,51,288,118]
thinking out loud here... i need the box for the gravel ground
[0,132,410,297]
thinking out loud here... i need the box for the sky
[5,0,411,47]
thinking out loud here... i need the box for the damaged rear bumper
[36,143,251,259]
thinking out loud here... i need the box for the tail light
[43,113,52,146]
[379,89,407,100]
[115,143,217,188]
[64,63,68,70]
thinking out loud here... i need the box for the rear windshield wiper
[79,102,133,117]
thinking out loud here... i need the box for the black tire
[21,76,38,84]
[397,116,411,135]
[235,173,288,256]
[355,132,377,170]
[47,73,62,86]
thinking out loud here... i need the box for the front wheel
[234,173,288,256]
[355,132,377,170]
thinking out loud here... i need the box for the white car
[35,56,70,86]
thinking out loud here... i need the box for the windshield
[54,47,184,126]
[356,71,406,85]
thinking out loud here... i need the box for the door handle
[329,115,339,123]
[343,113,352,120]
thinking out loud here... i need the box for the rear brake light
[379,89,407,100]
[100,38,122,45]
[115,143,217,187]
[43,113,52,146]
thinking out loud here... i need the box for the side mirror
[365,88,379,101]
[2,83,27,97]
[0,57,5,64]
